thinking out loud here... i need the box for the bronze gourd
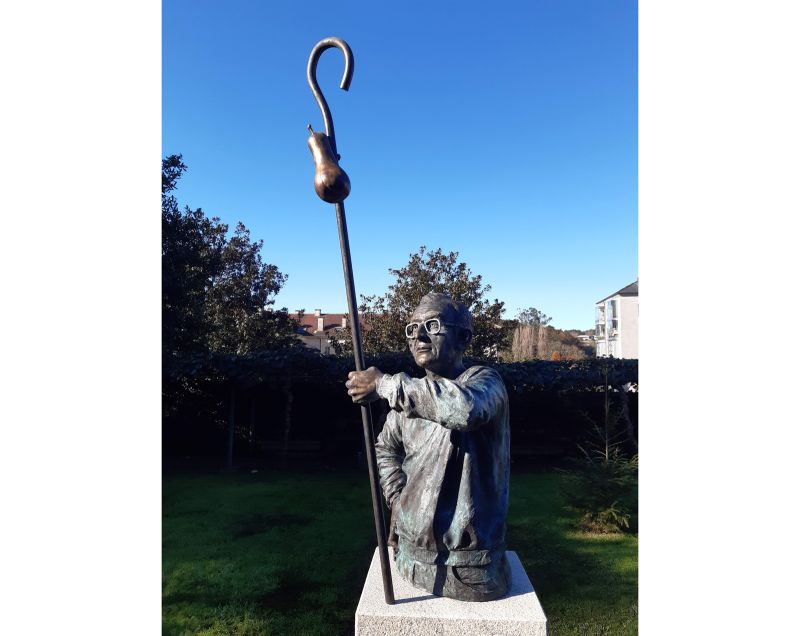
[308,129,351,204]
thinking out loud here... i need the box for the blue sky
[163,0,637,329]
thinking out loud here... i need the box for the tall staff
[306,37,395,605]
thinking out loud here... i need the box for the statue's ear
[459,328,472,351]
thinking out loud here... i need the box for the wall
[620,295,639,359]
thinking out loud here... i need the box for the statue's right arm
[374,412,406,508]
[376,367,506,432]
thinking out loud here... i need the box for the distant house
[289,309,348,355]
[595,280,638,359]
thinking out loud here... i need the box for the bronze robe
[375,365,511,598]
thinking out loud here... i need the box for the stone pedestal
[355,549,547,635]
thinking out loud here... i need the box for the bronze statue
[346,292,511,601]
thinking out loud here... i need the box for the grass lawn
[163,465,637,635]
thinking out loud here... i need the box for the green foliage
[164,349,638,457]
[334,246,510,359]
[559,363,638,533]
[495,357,638,393]
[162,155,298,358]
[560,448,638,533]
[517,306,552,327]
[166,347,638,392]
[162,155,301,451]
[204,222,296,354]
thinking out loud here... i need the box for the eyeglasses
[405,318,460,339]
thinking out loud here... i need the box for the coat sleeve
[376,367,507,432]
[374,411,406,508]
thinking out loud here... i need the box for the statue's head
[406,292,472,374]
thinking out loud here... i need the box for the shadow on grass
[231,512,313,538]
[164,570,323,610]
[507,472,638,635]
[509,522,637,596]
[163,467,636,636]
[163,468,378,635]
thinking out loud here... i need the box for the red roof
[290,312,348,334]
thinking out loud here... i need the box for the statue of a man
[346,292,511,601]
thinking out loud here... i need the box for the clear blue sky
[163,0,637,330]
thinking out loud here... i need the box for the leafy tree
[163,155,224,357]
[162,155,298,360]
[334,246,509,359]
[516,307,552,327]
[204,222,297,354]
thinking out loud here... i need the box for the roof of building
[289,312,348,335]
[292,309,395,338]
[597,280,638,304]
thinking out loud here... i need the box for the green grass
[163,467,637,635]
[508,472,638,634]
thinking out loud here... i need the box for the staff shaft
[334,200,395,605]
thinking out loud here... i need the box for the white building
[595,280,638,359]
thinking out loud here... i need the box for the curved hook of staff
[307,37,354,158]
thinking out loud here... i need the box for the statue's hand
[346,367,384,404]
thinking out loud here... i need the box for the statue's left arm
[376,367,506,432]
[375,414,406,509]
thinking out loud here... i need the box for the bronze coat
[375,366,510,567]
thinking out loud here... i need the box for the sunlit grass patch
[163,467,637,635]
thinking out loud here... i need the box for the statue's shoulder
[461,365,504,384]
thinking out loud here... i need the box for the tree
[162,155,298,359]
[508,309,593,362]
[334,246,509,359]
[204,221,297,354]
[162,155,224,358]
[559,363,638,533]
[510,307,552,361]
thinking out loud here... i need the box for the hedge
[163,349,637,463]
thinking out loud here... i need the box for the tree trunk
[226,385,236,469]
[536,324,548,359]
[281,376,293,467]
[511,324,536,361]
[249,397,256,455]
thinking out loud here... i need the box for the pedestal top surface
[355,548,547,633]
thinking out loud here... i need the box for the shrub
[560,448,638,533]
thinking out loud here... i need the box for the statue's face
[407,302,465,372]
